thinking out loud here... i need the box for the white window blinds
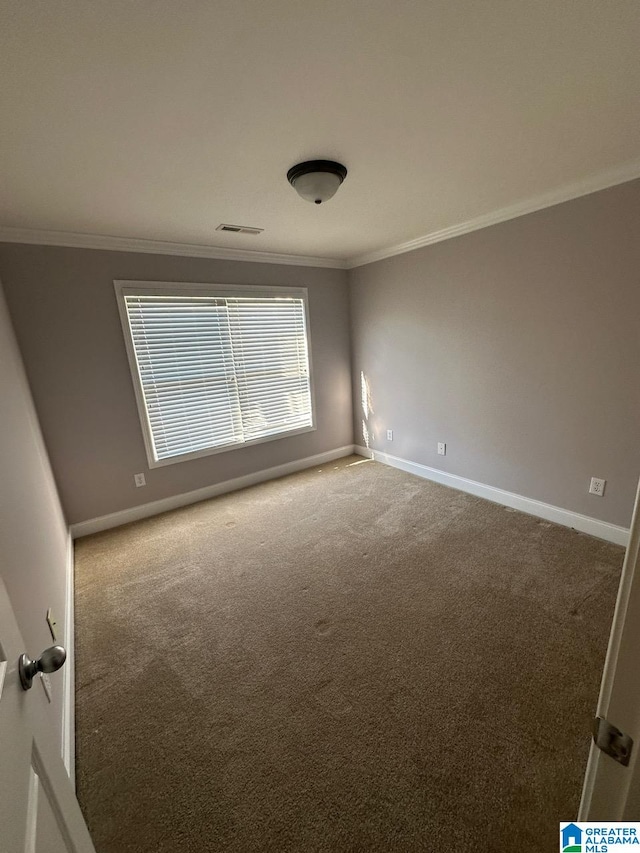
[121,289,313,464]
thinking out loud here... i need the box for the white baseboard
[70,445,356,538]
[355,446,630,547]
[62,531,75,787]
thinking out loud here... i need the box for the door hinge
[593,716,633,766]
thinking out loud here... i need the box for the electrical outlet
[386,429,393,441]
[134,473,146,487]
[589,477,606,496]
[437,442,446,456]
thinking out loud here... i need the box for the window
[114,281,314,467]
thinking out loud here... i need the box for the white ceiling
[1,0,639,266]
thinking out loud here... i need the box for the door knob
[19,645,67,691]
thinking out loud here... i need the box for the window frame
[114,279,316,469]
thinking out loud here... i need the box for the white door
[580,476,640,818]
[0,576,95,853]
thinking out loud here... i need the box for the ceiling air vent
[215,223,264,236]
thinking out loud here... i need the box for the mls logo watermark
[562,823,582,852]
[560,822,640,852]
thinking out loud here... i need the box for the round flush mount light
[287,160,348,205]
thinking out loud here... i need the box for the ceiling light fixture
[287,160,347,205]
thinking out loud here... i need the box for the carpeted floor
[74,456,623,852]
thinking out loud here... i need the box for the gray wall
[0,281,68,751]
[0,247,352,524]
[2,178,638,532]
[349,179,640,528]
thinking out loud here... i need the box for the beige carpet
[74,456,623,852]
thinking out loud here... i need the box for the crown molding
[0,226,347,269]
[346,160,640,268]
[2,161,639,271]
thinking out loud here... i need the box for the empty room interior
[1,2,640,851]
